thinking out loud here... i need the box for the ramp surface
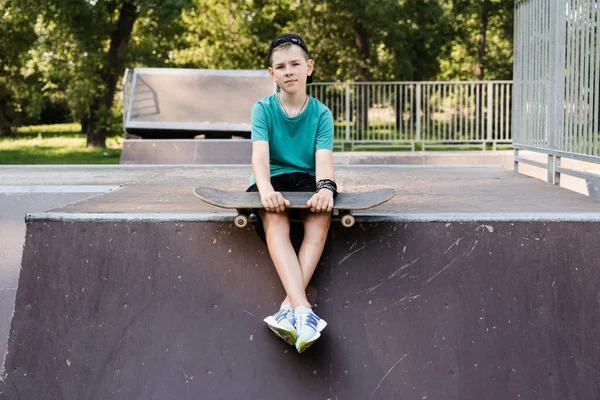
[1,165,600,399]
[0,187,117,369]
[123,68,274,138]
[2,219,599,399]
[120,139,252,164]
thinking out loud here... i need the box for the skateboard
[193,186,396,228]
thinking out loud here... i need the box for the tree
[0,0,40,137]
[33,0,193,147]
[291,0,452,132]
[174,0,300,70]
[5,0,516,138]
[439,0,514,80]
[387,0,453,126]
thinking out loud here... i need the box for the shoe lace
[275,308,294,324]
[286,309,295,323]
[297,312,319,331]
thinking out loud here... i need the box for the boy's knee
[304,213,331,232]
[262,211,290,233]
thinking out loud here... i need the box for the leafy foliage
[1,0,515,142]
[11,0,193,145]
[0,0,42,134]
[438,0,514,80]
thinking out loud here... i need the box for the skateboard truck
[232,209,355,229]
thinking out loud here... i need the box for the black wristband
[316,179,338,198]
[317,179,337,191]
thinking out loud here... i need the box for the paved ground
[1,165,599,218]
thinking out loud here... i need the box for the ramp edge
[25,212,600,223]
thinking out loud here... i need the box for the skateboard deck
[193,186,396,228]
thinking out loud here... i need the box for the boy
[247,33,337,353]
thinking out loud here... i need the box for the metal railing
[308,81,513,151]
[121,68,514,151]
[122,68,134,127]
[513,0,600,184]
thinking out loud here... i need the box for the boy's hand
[261,191,290,213]
[307,189,334,213]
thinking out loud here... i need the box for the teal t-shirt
[249,93,334,185]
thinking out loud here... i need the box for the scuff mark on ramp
[425,257,458,284]
[369,351,411,400]
[338,243,369,265]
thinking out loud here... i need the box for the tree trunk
[353,21,370,138]
[86,0,138,148]
[81,115,88,134]
[476,1,490,141]
[395,88,403,135]
[411,52,425,129]
[86,104,105,147]
[0,100,14,137]
[475,0,490,81]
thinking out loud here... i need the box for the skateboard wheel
[234,215,248,228]
[341,214,355,228]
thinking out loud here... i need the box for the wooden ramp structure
[1,165,599,399]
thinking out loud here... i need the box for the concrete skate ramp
[124,68,274,139]
[120,139,252,165]
[3,223,600,398]
[2,166,600,399]
[0,186,118,370]
[4,221,600,399]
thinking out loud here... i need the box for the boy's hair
[267,33,313,84]
[268,42,309,67]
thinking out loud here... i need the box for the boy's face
[268,45,314,94]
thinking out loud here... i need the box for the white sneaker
[263,304,297,346]
[294,306,327,353]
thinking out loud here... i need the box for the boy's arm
[315,148,335,182]
[252,140,290,212]
[307,149,335,212]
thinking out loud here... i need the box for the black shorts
[246,173,317,244]
[246,172,317,194]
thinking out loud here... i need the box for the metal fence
[122,68,134,128]
[513,0,600,183]
[121,68,513,150]
[307,81,513,151]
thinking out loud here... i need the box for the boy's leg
[281,211,331,306]
[293,213,331,353]
[261,210,311,309]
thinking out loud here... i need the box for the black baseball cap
[267,33,313,84]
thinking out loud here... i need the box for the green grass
[16,123,82,135]
[2,122,515,165]
[1,124,122,164]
